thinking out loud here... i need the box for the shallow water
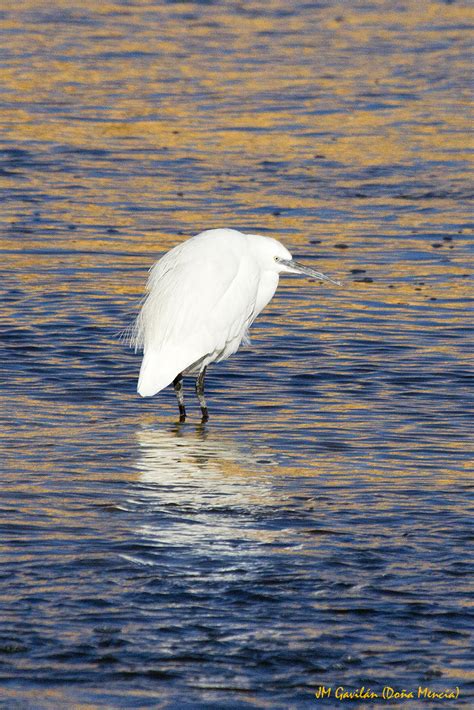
[1,1,473,708]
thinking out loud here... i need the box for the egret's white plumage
[132,228,339,420]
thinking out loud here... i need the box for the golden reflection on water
[1,1,472,246]
[1,0,471,398]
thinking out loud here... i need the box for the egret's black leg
[173,373,186,422]
[196,367,209,422]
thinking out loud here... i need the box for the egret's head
[250,234,341,286]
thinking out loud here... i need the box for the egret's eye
[274,256,281,262]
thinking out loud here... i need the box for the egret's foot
[200,407,209,423]
[178,405,186,423]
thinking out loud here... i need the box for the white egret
[132,228,340,422]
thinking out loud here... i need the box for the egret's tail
[137,346,204,397]
[137,350,174,397]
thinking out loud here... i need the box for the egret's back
[134,229,263,397]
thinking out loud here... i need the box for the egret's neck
[254,271,279,319]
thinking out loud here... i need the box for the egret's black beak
[278,259,341,286]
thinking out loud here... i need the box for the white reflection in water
[132,425,281,555]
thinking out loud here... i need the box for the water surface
[1,1,473,708]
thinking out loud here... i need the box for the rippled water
[1,1,473,708]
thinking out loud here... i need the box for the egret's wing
[136,243,259,396]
